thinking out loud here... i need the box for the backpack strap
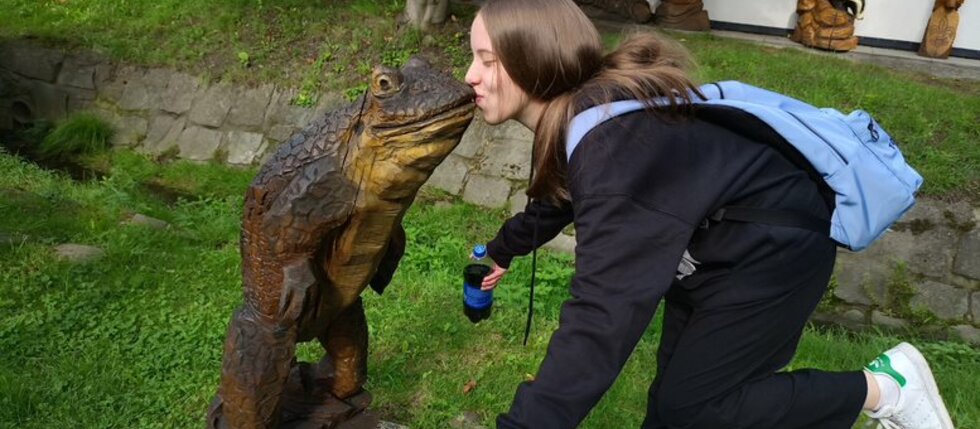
[708,206,830,234]
[566,84,834,237]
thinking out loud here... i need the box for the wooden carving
[574,0,654,23]
[919,0,966,58]
[206,57,474,429]
[792,0,866,52]
[654,0,710,31]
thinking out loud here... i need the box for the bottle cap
[473,244,487,258]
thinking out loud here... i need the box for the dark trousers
[641,224,867,429]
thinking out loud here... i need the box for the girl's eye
[483,60,496,67]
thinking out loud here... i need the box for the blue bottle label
[463,283,493,309]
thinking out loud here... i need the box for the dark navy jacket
[487,108,831,428]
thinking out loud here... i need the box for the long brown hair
[479,0,702,203]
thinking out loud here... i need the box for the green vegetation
[1,2,978,427]
[1,1,975,199]
[1,149,978,428]
[36,113,114,161]
[0,0,476,103]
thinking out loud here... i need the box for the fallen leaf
[462,379,477,394]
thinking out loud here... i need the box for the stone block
[65,87,97,112]
[949,325,980,346]
[162,72,200,114]
[832,251,886,306]
[939,200,976,229]
[896,198,945,225]
[425,154,469,194]
[53,244,105,264]
[117,76,161,111]
[836,308,868,330]
[225,130,266,165]
[313,92,347,119]
[189,83,235,127]
[177,125,223,161]
[544,233,576,255]
[973,292,980,323]
[871,311,909,330]
[867,224,957,280]
[98,66,140,103]
[30,81,68,121]
[953,230,980,280]
[462,175,511,208]
[268,124,299,143]
[257,143,280,165]
[142,114,186,155]
[144,68,172,88]
[455,116,487,158]
[228,84,274,127]
[508,190,528,217]
[124,214,169,230]
[488,118,533,142]
[0,43,63,82]
[911,280,969,320]
[480,137,532,180]
[110,115,148,148]
[57,57,96,90]
[265,88,315,129]
[93,63,115,92]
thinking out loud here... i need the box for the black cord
[524,208,539,346]
[523,137,539,346]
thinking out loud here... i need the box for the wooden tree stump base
[208,361,378,429]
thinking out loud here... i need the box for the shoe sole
[896,342,956,429]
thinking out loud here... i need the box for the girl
[464,0,954,428]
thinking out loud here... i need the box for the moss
[882,261,950,328]
[210,148,229,166]
[155,145,180,163]
[891,218,936,235]
[943,210,977,233]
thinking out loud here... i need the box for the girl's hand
[481,263,507,291]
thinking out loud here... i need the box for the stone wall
[0,41,345,165]
[2,40,977,344]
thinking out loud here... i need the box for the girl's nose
[464,61,479,87]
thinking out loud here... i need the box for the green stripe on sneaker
[865,354,907,387]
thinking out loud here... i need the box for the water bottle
[463,244,493,323]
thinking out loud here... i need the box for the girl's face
[465,14,529,125]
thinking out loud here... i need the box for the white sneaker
[864,342,955,429]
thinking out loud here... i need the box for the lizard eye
[371,66,403,98]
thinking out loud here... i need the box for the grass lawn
[1,1,978,427]
[0,148,977,428]
[1,1,977,200]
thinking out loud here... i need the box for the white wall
[693,0,980,51]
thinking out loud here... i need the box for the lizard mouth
[372,101,475,139]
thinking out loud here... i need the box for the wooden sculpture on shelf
[792,0,866,52]
[655,0,710,31]
[574,0,654,23]
[206,57,474,429]
[919,0,966,58]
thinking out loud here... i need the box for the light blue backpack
[566,81,923,251]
